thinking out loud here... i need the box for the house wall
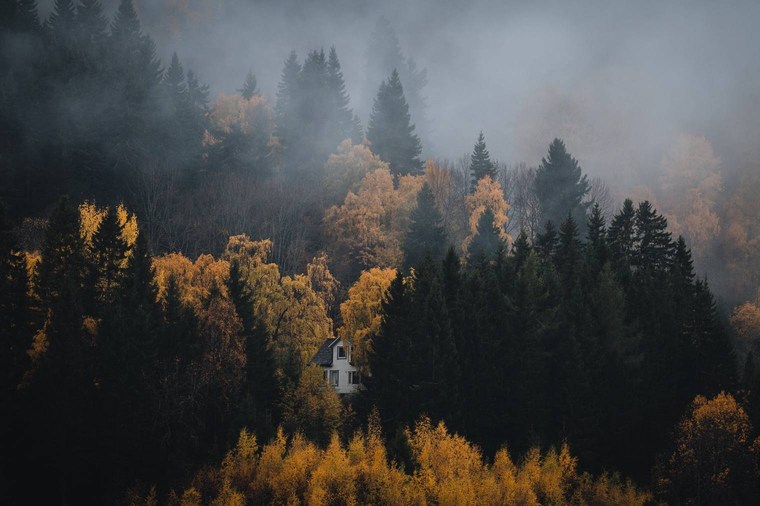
[325,339,360,395]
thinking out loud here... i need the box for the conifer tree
[238,69,258,100]
[534,138,590,229]
[228,259,278,436]
[403,183,447,270]
[164,52,187,106]
[535,220,559,261]
[510,228,532,272]
[556,213,582,289]
[366,69,423,176]
[275,50,302,151]
[0,202,31,394]
[585,203,609,274]
[468,208,503,262]
[327,46,354,141]
[90,206,129,305]
[634,201,673,273]
[469,131,495,191]
[608,199,636,280]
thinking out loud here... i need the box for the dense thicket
[367,199,737,481]
[1,2,758,504]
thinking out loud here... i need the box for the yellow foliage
[174,416,649,506]
[223,234,333,373]
[152,253,230,308]
[209,93,273,137]
[324,140,390,204]
[463,175,511,255]
[324,168,424,270]
[78,201,138,250]
[337,267,396,372]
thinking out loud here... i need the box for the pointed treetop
[111,0,142,41]
[367,69,423,176]
[469,131,495,191]
[238,69,259,100]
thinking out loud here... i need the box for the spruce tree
[585,203,609,274]
[90,206,129,305]
[510,228,532,272]
[327,46,354,142]
[403,183,447,270]
[228,259,277,436]
[468,208,503,262]
[634,201,674,273]
[608,199,636,281]
[366,69,423,176]
[535,220,559,261]
[0,202,31,394]
[164,52,187,106]
[556,213,582,289]
[469,131,495,191]
[238,69,258,100]
[534,138,590,229]
[275,50,302,151]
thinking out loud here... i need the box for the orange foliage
[337,267,396,372]
[171,417,649,505]
[463,175,511,255]
[324,168,424,270]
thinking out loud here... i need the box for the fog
[37,0,760,191]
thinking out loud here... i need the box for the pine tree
[468,208,503,262]
[686,280,737,395]
[469,131,495,191]
[510,228,532,272]
[76,0,107,42]
[403,183,447,270]
[366,69,423,176]
[275,50,302,150]
[48,0,76,34]
[556,213,582,289]
[534,138,590,229]
[228,259,278,436]
[327,46,354,141]
[238,69,258,100]
[0,202,31,394]
[535,220,559,261]
[634,201,673,273]
[585,203,609,274]
[90,206,129,305]
[608,199,636,280]
[164,52,187,107]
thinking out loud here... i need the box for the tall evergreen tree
[534,138,590,230]
[535,220,559,261]
[608,199,636,281]
[326,46,354,142]
[89,206,128,305]
[469,131,495,191]
[403,183,447,270]
[228,259,278,436]
[238,69,258,100]
[468,208,503,262]
[634,201,673,273]
[366,69,423,176]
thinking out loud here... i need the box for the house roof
[309,337,340,366]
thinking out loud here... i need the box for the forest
[2,1,760,504]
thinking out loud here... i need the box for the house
[309,337,362,395]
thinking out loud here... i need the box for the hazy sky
[39,0,760,186]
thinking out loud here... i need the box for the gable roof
[309,337,340,366]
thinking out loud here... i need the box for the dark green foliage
[366,69,423,176]
[535,220,559,261]
[469,131,495,191]
[228,259,278,438]
[275,47,359,176]
[468,208,503,262]
[238,69,258,99]
[534,138,590,230]
[403,183,447,270]
[89,206,128,305]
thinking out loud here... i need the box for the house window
[337,346,346,359]
[348,371,361,385]
[330,370,339,387]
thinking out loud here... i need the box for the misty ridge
[3,1,760,505]
[17,0,760,306]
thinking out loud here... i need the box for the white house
[309,337,362,395]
